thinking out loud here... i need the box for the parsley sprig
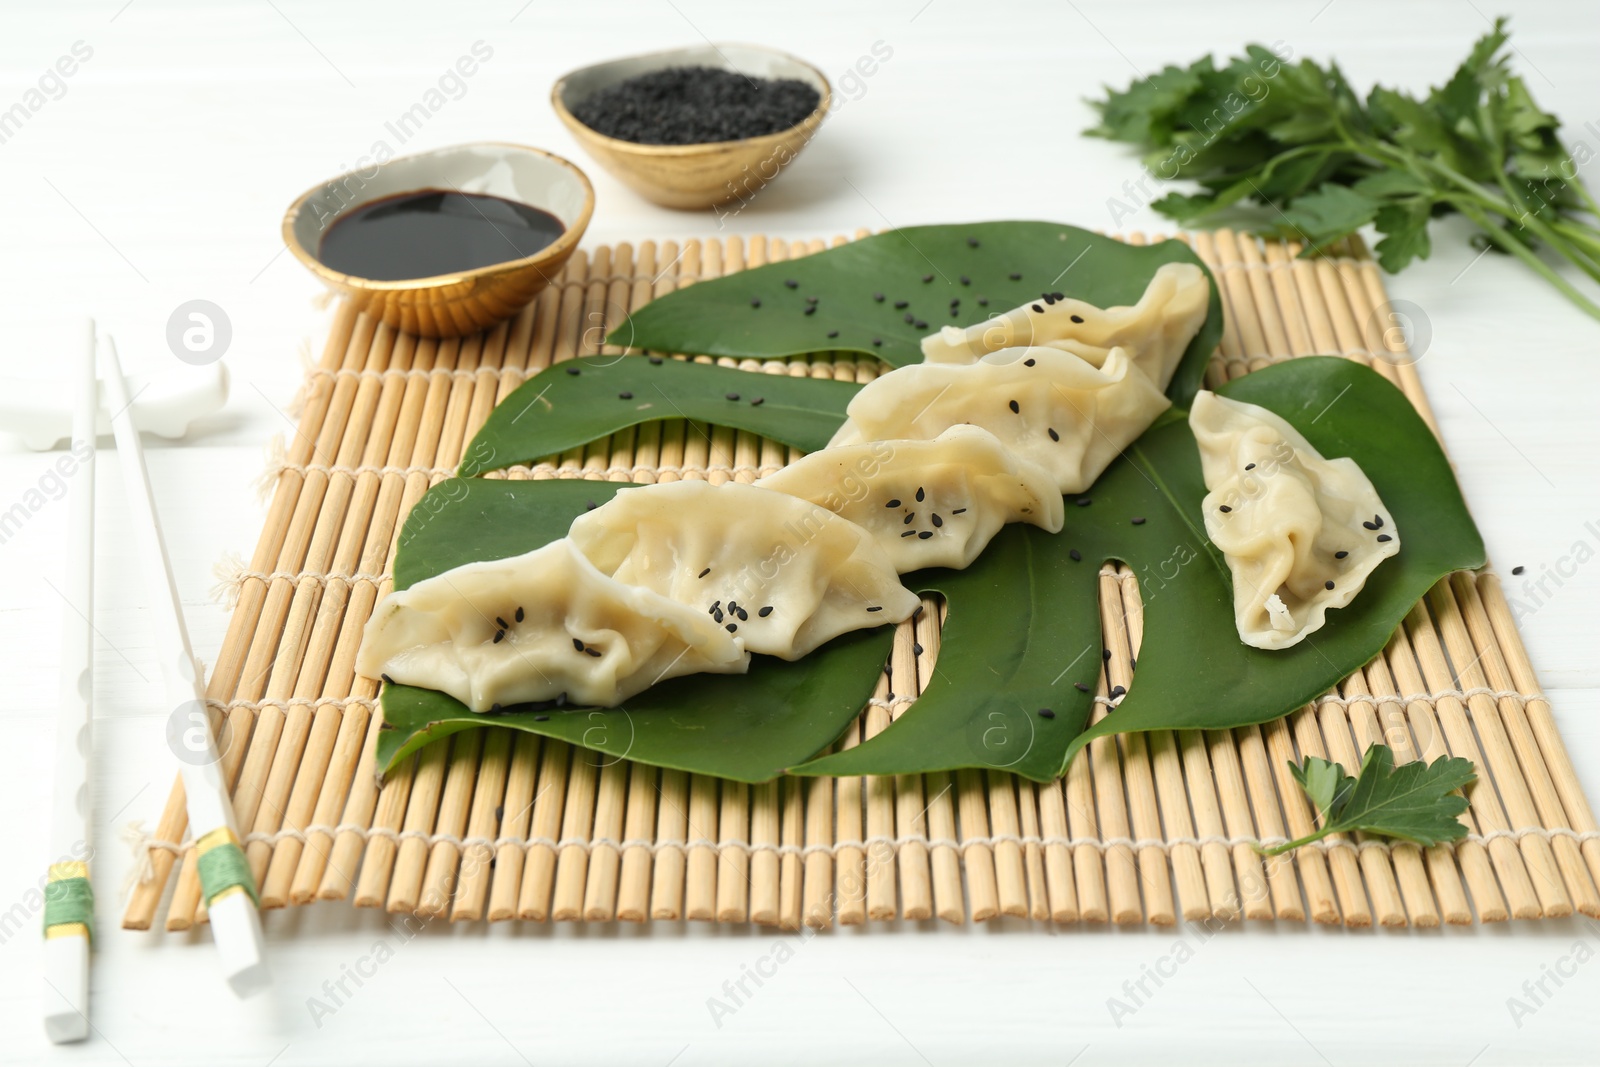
[1261,744,1476,855]
[1088,18,1600,321]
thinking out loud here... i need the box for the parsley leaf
[1088,18,1600,323]
[1262,744,1476,855]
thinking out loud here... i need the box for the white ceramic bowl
[283,142,595,338]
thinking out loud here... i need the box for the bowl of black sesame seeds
[552,43,830,210]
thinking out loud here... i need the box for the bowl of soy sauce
[283,143,594,338]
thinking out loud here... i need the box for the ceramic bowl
[551,43,830,211]
[283,142,594,338]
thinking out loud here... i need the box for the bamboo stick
[516,739,570,921]
[487,733,541,921]
[650,769,690,920]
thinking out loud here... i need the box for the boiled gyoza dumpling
[921,262,1210,392]
[1190,391,1400,650]
[357,538,749,711]
[755,425,1064,572]
[829,347,1170,495]
[569,480,918,660]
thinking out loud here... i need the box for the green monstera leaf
[379,357,1484,784]
[795,357,1485,781]
[606,221,1225,401]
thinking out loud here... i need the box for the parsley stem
[1457,202,1600,321]
[1256,827,1336,856]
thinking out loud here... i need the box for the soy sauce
[317,189,566,281]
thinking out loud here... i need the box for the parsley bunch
[1088,19,1600,321]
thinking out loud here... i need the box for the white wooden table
[4,1,1599,1063]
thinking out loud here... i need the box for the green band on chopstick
[44,862,94,942]
[195,827,260,909]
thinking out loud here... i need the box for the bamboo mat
[121,230,1600,933]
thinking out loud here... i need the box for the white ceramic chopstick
[41,320,98,1044]
[100,335,270,998]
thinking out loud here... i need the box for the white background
[3,1,1599,1063]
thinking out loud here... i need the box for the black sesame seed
[726,622,738,633]
[915,486,926,502]
[1219,505,1232,513]
[750,298,762,308]
[1051,292,1064,301]
[535,714,550,722]
[804,306,816,316]
[713,608,724,622]
[894,300,908,309]
[381,673,395,685]
[901,530,917,538]
[1244,462,1256,471]
[950,308,960,316]
[1372,514,1384,528]
[784,279,798,288]
[806,296,818,304]
[959,275,970,286]
[493,630,504,643]
[1076,497,1092,507]
[867,605,884,612]
[976,298,988,306]
[913,320,927,330]
[1512,565,1525,575]
[827,330,839,338]
[1131,517,1146,526]
[1069,548,1082,562]
[496,616,509,628]
[922,274,934,283]
[885,498,902,508]
[918,530,933,540]
[566,366,581,376]
[931,514,943,528]
[1024,358,1036,367]
[735,607,748,621]
[1048,428,1060,442]
[699,567,711,578]
[618,391,633,400]
[572,638,585,651]
[1038,708,1056,719]
[872,338,883,347]
[951,508,967,515]
[1110,685,1126,698]
[728,601,738,613]
[913,642,924,656]
[1031,304,1044,313]
[1335,550,1349,559]
[903,513,914,525]
[1376,533,1393,542]
[585,500,597,511]
[515,607,525,622]
[1074,682,1090,693]
[1008,399,1020,414]
[1322,579,1335,591]
[1103,648,1112,661]
[873,292,885,302]
[490,704,502,715]
[1070,314,1084,324]
[904,313,916,324]
[967,237,980,247]
[586,646,602,657]
[725,393,740,401]
[649,355,664,365]
[1009,272,1022,280]
[1362,519,1380,531]
[758,606,773,617]
[750,397,765,406]
[708,601,721,613]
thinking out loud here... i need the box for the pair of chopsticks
[42,321,268,1045]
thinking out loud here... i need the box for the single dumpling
[1190,391,1401,650]
[568,480,918,660]
[920,262,1210,392]
[829,346,1171,495]
[357,538,749,711]
[755,425,1064,573]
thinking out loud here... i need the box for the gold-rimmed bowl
[283,142,595,338]
[552,44,830,211]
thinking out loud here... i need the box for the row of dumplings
[357,261,1398,713]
